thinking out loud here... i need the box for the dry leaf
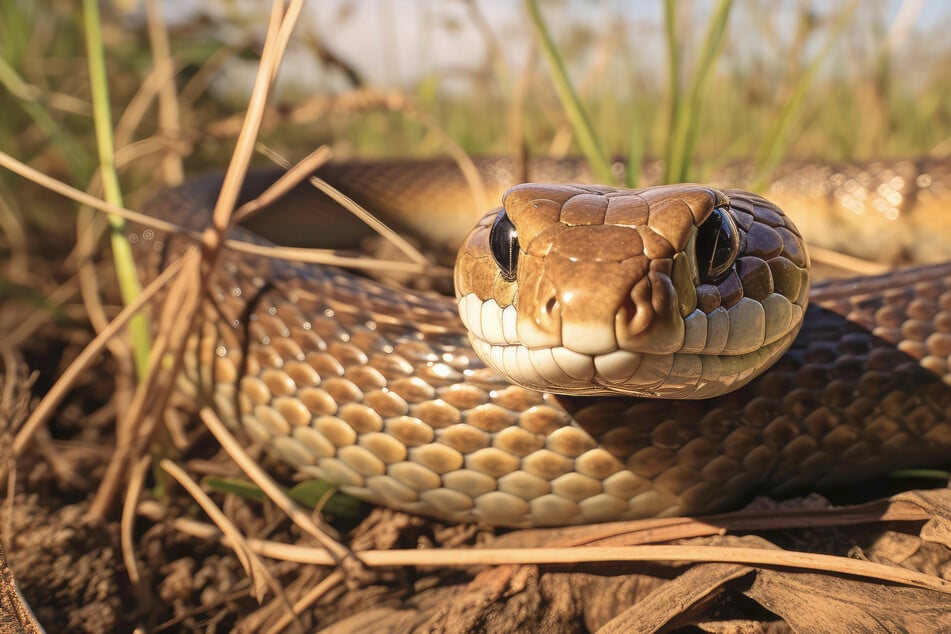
[743,570,951,633]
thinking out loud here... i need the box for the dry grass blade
[74,189,120,336]
[110,67,171,168]
[891,489,951,548]
[256,144,429,266]
[262,570,345,634]
[223,241,452,277]
[87,248,202,519]
[0,194,27,282]
[0,150,183,234]
[0,347,25,543]
[146,3,355,568]
[7,254,189,466]
[229,145,335,225]
[745,567,951,633]
[1,150,431,286]
[198,408,351,564]
[311,175,431,265]
[0,353,44,634]
[806,244,891,276]
[144,0,183,185]
[0,348,20,415]
[207,1,303,236]
[120,455,152,585]
[1,275,82,350]
[211,86,494,218]
[231,144,446,276]
[163,514,950,594]
[121,6,354,611]
[160,459,279,605]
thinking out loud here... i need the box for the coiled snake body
[138,158,951,527]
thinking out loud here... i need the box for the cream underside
[458,292,803,398]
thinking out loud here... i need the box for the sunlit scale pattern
[763,159,951,265]
[455,184,810,398]
[140,172,951,528]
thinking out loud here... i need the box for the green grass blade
[523,0,614,183]
[666,0,734,183]
[677,0,734,182]
[887,469,951,481]
[0,56,90,183]
[662,0,682,184]
[625,109,645,188]
[752,1,858,190]
[82,0,151,378]
[205,476,367,518]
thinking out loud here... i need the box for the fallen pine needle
[160,513,951,595]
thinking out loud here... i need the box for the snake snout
[515,258,684,358]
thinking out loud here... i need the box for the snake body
[138,159,951,527]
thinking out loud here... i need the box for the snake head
[455,183,810,399]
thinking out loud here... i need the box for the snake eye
[696,207,740,283]
[489,209,519,282]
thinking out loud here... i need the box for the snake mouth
[459,291,805,398]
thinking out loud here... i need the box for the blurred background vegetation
[0,0,949,224]
[0,0,951,181]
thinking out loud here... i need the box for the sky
[151,0,948,97]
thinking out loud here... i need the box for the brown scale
[410,400,461,427]
[385,416,433,445]
[411,445,462,472]
[695,285,721,312]
[466,404,517,433]
[493,426,545,456]
[574,450,618,479]
[467,449,521,478]
[735,257,774,300]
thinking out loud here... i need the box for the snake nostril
[619,293,637,323]
[536,295,561,333]
[622,277,655,337]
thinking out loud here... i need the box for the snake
[136,158,951,528]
